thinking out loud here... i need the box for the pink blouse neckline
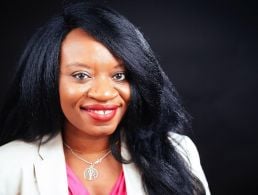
[66,164,126,195]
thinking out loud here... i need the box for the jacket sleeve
[0,141,40,195]
[0,144,22,194]
[170,133,211,195]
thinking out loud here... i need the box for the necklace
[64,143,111,181]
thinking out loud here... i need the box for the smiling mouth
[90,110,113,115]
[80,105,118,121]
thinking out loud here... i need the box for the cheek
[59,81,87,109]
[117,83,131,105]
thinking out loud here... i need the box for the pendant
[84,165,98,181]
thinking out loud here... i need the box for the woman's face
[59,28,130,138]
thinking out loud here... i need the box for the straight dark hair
[0,1,205,194]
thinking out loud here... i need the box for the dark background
[1,0,258,194]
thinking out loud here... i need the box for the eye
[72,72,91,80]
[112,72,126,81]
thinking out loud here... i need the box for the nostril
[87,87,118,100]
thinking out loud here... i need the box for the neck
[62,128,110,155]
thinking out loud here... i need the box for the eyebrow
[65,62,91,69]
[114,63,125,69]
[64,62,125,69]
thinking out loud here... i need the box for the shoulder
[0,140,39,155]
[169,132,200,164]
[0,139,40,170]
[168,132,211,195]
[0,140,41,194]
[169,133,202,173]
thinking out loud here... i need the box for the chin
[81,125,118,137]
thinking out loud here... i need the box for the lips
[80,104,118,121]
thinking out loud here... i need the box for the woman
[0,1,210,195]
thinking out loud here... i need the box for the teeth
[93,110,112,115]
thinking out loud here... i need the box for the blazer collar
[34,133,146,195]
[34,133,68,195]
[121,142,146,195]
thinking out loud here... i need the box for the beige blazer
[0,133,210,195]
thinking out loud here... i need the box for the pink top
[66,165,126,195]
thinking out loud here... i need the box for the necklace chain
[64,143,111,181]
[64,143,111,165]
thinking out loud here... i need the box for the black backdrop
[1,0,258,194]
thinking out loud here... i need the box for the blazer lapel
[121,143,146,195]
[34,133,146,195]
[34,133,68,195]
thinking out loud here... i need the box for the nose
[87,77,118,101]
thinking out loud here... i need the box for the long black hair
[0,1,205,194]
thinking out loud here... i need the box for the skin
[59,28,130,195]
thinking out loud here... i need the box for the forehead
[60,28,123,68]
